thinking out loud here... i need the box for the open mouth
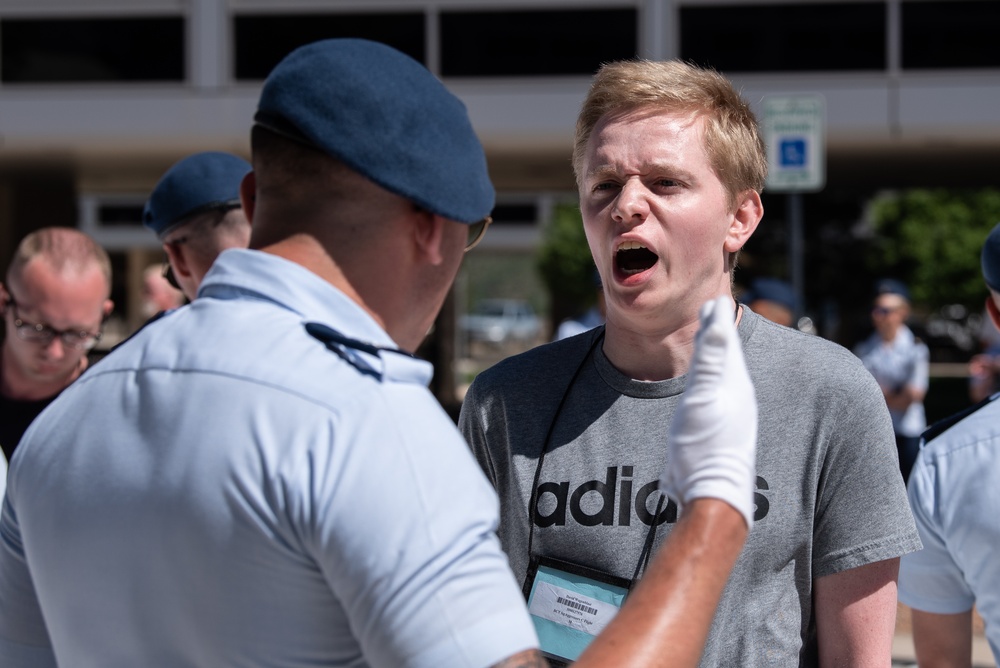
[616,241,658,276]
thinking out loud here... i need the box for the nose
[611,178,649,226]
[41,336,67,359]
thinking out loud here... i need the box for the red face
[579,109,760,335]
[2,259,111,392]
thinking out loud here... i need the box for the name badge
[524,556,631,665]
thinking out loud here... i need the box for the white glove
[660,297,758,528]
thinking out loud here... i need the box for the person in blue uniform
[142,151,253,302]
[0,39,756,668]
[854,278,929,481]
[898,221,1000,666]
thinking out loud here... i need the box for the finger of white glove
[661,296,758,528]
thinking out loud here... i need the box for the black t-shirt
[0,391,58,462]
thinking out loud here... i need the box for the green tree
[868,189,1000,310]
[537,201,597,328]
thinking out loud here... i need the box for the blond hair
[573,59,767,211]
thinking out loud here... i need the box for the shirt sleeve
[907,343,930,393]
[308,384,537,668]
[0,475,58,667]
[811,361,923,578]
[898,453,975,614]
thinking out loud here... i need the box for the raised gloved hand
[660,297,758,528]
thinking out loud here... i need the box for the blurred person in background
[740,277,797,328]
[854,279,929,482]
[554,270,606,340]
[899,221,1000,667]
[967,304,1000,402]
[143,151,252,302]
[141,263,185,319]
[0,227,113,462]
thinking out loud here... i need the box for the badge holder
[523,555,632,666]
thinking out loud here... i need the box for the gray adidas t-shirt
[460,307,921,666]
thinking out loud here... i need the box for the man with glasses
[0,226,113,462]
[143,151,253,303]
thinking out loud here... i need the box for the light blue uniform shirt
[854,324,929,437]
[899,395,1000,661]
[0,249,537,668]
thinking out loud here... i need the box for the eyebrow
[585,161,696,184]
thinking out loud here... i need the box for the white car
[459,299,543,344]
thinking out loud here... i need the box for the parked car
[459,299,543,344]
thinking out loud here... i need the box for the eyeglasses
[872,305,900,317]
[465,216,492,252]
[4,298,103,351]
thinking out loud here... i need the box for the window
[1,17,184,83]
[234,12,425,80]
[902,1,1000,69]
[440,8,637,76]
[78,195,160,250]
[680,3,886,72]
[491,203,539,227]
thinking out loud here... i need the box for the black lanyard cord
[524,327,667,590]
[524,330,604,563]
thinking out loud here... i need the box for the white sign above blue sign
[762,95,826,193]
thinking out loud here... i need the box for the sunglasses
[465,216,492,252]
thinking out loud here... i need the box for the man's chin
[29,364,79,385]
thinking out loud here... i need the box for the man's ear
[411,208,448,266]
[240,171,257,223]
[163,242,193,279]
[724,190,764,254]
[102,299,114,318]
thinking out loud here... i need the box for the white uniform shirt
[854,324,929,436]
[899,395,1000,660]
[0,248,537,668]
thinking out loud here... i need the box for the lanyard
[523,328,666,593]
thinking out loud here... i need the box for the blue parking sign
[780,138,807,167]
[763,95,825,192]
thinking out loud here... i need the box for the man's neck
[602,302,741,381]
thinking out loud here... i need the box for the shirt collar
[199,249,432,386]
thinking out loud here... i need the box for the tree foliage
[536,201,597,326]
[868,189,1000,310]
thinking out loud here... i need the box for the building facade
[0,0,998,339]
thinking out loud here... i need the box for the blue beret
[143,152,251,238]
[744,278,796,312]
[982,223,1000,292]
[874,278,909,301]
[254,38,494,225]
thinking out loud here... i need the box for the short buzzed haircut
[7,227,112,296]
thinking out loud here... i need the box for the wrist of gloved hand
[660,296,758,528]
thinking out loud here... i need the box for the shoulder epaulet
[305,321,417,380]
[921,393,1000,446]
